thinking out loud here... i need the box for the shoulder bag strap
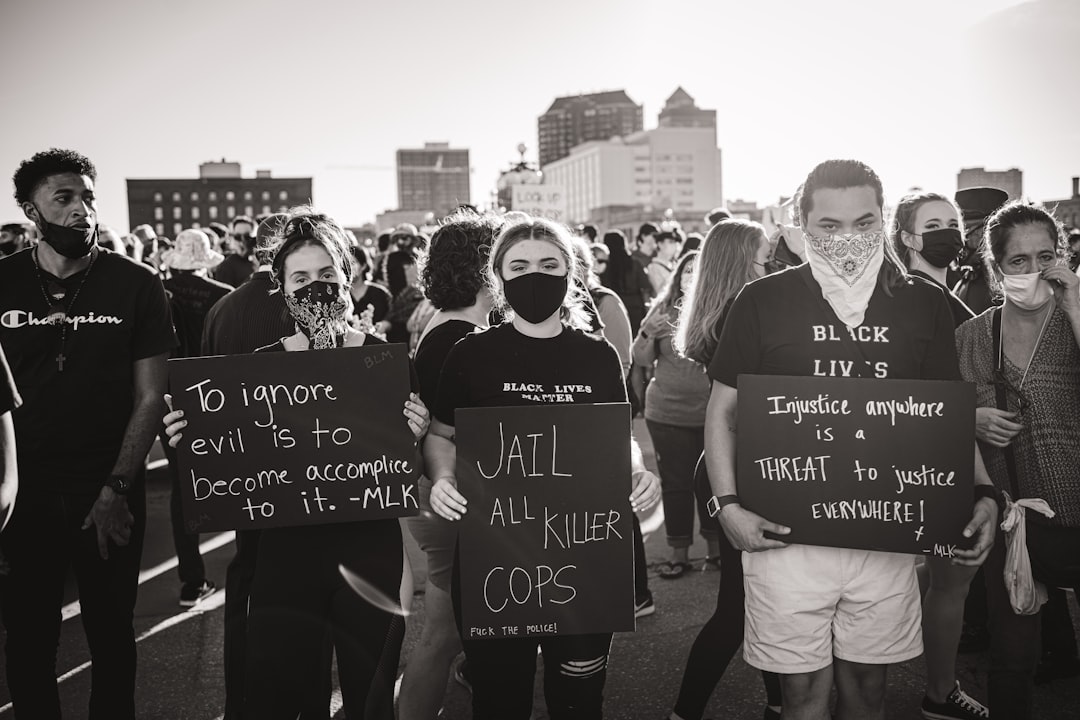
[992,307,1022,499]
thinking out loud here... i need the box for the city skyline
[2,0,1077,232]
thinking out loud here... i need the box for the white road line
[0,590,227,716]
[60,531,236,622]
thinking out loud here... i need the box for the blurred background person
[348,243,391,328]
[213,215,257,288]
[0,223,30,256]
[159,229,229,606]
[667,219,780,720]
[377,248,423,345]
[647,228,686,296]
[953,186,1010,315]
[633,250,713,581]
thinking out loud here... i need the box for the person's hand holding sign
[717,504,791,553]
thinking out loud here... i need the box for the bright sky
[2,0,1077,231]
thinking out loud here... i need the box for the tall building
[538,90,643,168]
[957,167,1023,201]
[126,160,312,237]
[658,87,716,129]
[1044,177,1080,229]
[543,126,723,225]
[396,142,471,217]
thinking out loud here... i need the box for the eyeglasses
[991,369,1026,415]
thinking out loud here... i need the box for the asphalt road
[1,422,1078,719]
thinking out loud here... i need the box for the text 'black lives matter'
[455,403,635,639]
[169,344,419,531]
[736,374,975,555]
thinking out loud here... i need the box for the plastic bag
[1000,493,1056,615]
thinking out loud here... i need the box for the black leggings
[244,520,403,720]
[672,456,781,720]
[452,545,612,719]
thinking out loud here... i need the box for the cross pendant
[56,352,66,372]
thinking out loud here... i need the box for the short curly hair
[13,148,97,204]
[421,210,503,310]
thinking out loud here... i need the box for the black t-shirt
[353,282,391,324]
[0,247,177,488]
[0,341,21,414]
[709,265,960,386]
[434,322,627,426]
[213,253,255,288]
[164,271,233,358]
[909,269,976,330]
[202,271,294,356]
[414,319,477,407]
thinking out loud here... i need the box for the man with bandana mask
[0,148,176,720]
[701,160,999,720]
[952,187,1009,316]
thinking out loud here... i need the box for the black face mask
[35,207,96,259]
[918,228,964,269]
[0,241,16,257]
[283,280,350,349]
[502,272,568,324]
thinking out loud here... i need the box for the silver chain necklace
[30,247,98,372]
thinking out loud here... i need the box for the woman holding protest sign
[165,208,430,720]
[426,218,660,719]
[955,201,1080,720]
[665,219,783,720]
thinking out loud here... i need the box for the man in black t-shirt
[704,160,999,720]
[0,149,176,720]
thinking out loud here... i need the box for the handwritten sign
[511,184,567,223]
[455,403,635,639]
[168,344,419,532]
[736,375,975,556]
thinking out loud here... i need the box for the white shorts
[742,544,922,674]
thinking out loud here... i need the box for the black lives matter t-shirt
[709,265,960,386]
[434,322,627,426]
[0,247,177,489]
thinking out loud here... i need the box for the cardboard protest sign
[168,343,419,532]
[455,403,635,639]
[736,375,975,556]
[511,185,567,223]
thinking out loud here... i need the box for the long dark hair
[602,230,633,294]
[656,250,698,316]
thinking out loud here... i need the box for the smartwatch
[707,494,741,518]
[105,475,132,496]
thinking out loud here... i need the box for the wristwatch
[105,475,132,496]
[707,494,741,518]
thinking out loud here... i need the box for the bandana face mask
[284,280,350,349]
[803,230,885,328]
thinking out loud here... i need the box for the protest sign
[736,374,974,556]
[455,403,635,639]
[511,184,567,223]
[168,343,419,532]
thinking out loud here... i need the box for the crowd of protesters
[0,148,1079,720]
